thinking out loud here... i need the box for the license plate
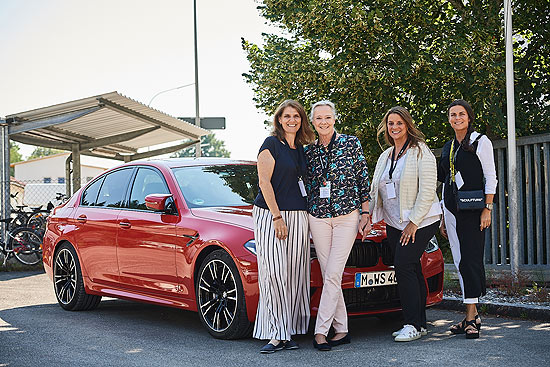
[354,270,397,288]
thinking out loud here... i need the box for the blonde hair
[377,106,425,149]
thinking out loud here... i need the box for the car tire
[195,249,252,339]
[53,243,101,311]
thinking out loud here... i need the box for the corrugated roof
[6,91,209,159]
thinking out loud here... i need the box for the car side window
[128,168,170,210]
[95,169,133,208]
[81,177,104,206]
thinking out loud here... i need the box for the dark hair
[447,99,475,152]
[377,106,425,148]
[271,100,315,145]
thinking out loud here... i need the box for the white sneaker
[392,326,427,337]
[394,324,421,342]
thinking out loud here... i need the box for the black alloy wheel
[53,243,101,311]
[196,250,252,339]
[54,248,77,306]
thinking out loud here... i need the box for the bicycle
[27,192,69,234]
[0,220,44,266]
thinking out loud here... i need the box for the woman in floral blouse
[305,100,371,351]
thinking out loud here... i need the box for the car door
[72,168,134,286]
[116,167,179,296]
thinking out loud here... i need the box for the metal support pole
[194,0,201,158]
[65,154,72,196]
[0,121,10,241]
[504,0,520,281]
[71,144,81,194]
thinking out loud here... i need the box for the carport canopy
[0,91,209,223]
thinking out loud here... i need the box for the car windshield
[172,164,258,208]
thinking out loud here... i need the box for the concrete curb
[435,296,550,322]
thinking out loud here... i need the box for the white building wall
[12,153,114,206]
[13,153,108,183]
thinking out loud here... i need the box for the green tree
[171,134,230,158]
[243,0,549,166]
[28,147,63,160]
[9,142,23,176]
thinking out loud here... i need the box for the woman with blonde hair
[305,100,371,351]
[369,106,441,342]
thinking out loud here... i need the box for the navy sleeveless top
[253,136,307,211]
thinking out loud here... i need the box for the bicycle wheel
[7,227,43,265]
[27,210,49,234]
[8,213,28,232]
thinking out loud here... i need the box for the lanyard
[389,138,410,180]
[318,132,336,183]
[283,139,304,179]
[449,139,459,183]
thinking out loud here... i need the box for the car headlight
[244,239,256,255]
[425,235,439,253]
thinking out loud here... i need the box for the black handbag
[449,135,486,211]
[456,189,485,210]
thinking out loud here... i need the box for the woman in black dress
[438,99,497,339]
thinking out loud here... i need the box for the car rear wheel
[196,249,252,339]
[53,243,101,311]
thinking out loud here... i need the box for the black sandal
[465,319,480,339]
[450,318,466,334]
[450,315,481,334]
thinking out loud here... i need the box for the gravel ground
[443,288,550,309]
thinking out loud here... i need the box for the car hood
[190,206,254,230]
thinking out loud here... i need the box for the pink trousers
[309,210,359,336]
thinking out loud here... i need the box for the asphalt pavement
[1,271,550,367]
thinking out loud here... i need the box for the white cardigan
[369,142,441,226]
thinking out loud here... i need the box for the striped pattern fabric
[252,206,310,340]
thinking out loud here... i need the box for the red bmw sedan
[43,159,443,339]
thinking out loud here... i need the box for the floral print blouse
[305,134,371,218]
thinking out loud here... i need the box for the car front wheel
[53,243,101,311]
[196,249,252,339]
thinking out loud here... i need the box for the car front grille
[346,239,394,267]
[343,285,401,312]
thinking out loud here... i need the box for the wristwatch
[485,203,493,211]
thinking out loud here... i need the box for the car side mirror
[145,194,173,212]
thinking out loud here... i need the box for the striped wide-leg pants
[252,206,310,341]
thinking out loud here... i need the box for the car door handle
[77,215,87,223]
[119,221,131,229]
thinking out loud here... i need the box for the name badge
[455,171,464,190]
[385,182,397,199]
[320,181,331,199]
[298,178,307,197]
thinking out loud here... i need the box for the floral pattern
[305,134,371,218]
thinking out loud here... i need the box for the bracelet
[272,215,282,222]
[360,211,370,215]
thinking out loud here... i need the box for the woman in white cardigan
[368,106,441,342]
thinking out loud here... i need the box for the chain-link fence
[10,178,91,209]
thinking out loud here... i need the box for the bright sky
[0,0,276,162]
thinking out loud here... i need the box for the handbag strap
[449,133,484,183]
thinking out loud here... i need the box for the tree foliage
[243,0,549,166]
[171,134,231,158]
[28,147,64,160]
[9,142,23,176]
